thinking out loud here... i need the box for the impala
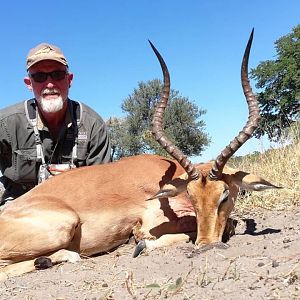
[0,30,279,280]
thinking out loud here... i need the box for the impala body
[0,153,276,279]
[0,30,279,279]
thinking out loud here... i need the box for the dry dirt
[0,206,299,300]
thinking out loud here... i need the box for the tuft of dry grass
[230,126,300,211]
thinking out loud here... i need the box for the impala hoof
[133,240,146,258]
[34,256,53,270]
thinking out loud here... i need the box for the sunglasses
[29,70,67,83]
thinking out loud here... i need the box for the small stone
[258,262,265,267]
[283,237,291,244]
[272,260,279,268]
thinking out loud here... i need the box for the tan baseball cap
[26,43,68,70]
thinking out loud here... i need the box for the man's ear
[68,73,73,88]
[24,77,33,91]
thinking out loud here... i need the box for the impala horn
[149,40,200,180]
[209,29,260,180]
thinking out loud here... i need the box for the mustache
[42,88,60,96]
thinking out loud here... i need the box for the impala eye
[218,189,229,205]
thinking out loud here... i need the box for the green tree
[108,79,210,160]
[251,25,300,141]
[106,117,130,159]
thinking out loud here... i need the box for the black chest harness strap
[24,99,81,182]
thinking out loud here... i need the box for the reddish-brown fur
[0,154,278,279]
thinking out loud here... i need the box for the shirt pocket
[13,148,38,183]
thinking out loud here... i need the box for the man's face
[24,60,73,113]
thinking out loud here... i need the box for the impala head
[149,30,280,246]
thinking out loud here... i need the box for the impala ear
[231,171,282,191]
[147,177,188,200]
[241,179,282,191]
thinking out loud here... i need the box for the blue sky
[0,1,299,161]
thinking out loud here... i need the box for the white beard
[40,89,64,113]
[40,96,64,113]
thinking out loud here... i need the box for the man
[0,43,111,203]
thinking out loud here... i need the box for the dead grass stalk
[231,126,300,211]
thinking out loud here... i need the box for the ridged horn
[209,29,260,180]
[149,40,200,180]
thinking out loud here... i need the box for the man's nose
[45,81,55,88]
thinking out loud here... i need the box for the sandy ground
[0,206,299,300]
